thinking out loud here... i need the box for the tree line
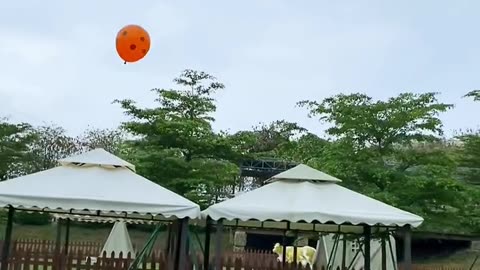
[1,69,480,234]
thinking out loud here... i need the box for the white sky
[1,1,480,136]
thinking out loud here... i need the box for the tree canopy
[114,70,238,207]
[465,90,480,101]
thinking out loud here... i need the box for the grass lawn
[0,223,230,252]
[416,249,480,266]
[0,223,154,243]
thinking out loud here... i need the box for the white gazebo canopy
[202,164,423,229]
[0,148,200,220]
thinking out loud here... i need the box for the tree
[297,92,454,190]
[0,122,61,225]
[457,132,480,185]
[115,69,238,206]
[225,120,308,191]
[4,125,126,178]
[0,118,36,180]
[298,92,453,154]
[77,127,126,155]
[24,125,81,173]
[464,90,480,101]
[251,120,306,157]
[276,132,328,163]
[184,159,238,206]
[228,120,307,159]
[296,92,479,233]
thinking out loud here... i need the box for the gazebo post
[381,231,387,270]
[363,225,371,270]
[387,234,397,270]
[168,221,179,270]
[175,218,189,270]
[203,217,212,270]
[281,232,287,268]
[55,219,62,255]
[214,220,224,270]
[54,218,63,270]
[292,234,298,266]
[166,223,172,254]
[64,218,71,255]
[403,225,412,270]
[1,206,15,270]
[290,223,297,266]
[341,234,347,270]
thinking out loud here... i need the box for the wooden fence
[1,240,162,257]
[0,240,475,270]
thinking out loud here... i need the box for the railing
[0,240,475,270]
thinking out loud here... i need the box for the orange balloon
[115,25,151,63]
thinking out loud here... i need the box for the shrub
[0,209,6,223]
[14,212,51,225]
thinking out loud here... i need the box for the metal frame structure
[203,219,413,270]
[240,159,298,179]
[319,231,397,270]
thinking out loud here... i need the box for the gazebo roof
[267,164,342,183]
[59,148,136,171]
[0,149,200,220]
[202,164,423,228]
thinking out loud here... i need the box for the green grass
[416,249,480,266]
[0,224,152,243]
[0,223,230,253]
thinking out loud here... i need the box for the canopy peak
[59,148,136,171]
[267,164,342,183]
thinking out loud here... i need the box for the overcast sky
[1,1,479,136]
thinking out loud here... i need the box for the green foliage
[0,209,6,223]
[14,212,51,226]
[11,125,125,175]
[24,125,81,173]
[297,92,480,234]
[115,70,229,160]
[183,159,238,206]
[78,128,126,155]
[228,120,307,159]
[115,69,239,207]
[298,92,453,153]
[464,90,480,101]
[277,133,328,163]
[457,133,480,185]
[0,118,36,180]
